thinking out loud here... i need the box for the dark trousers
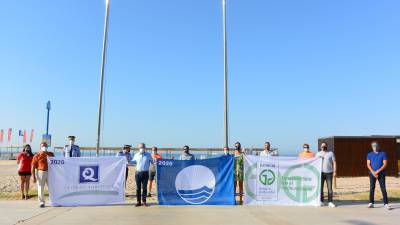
[369,172,389,205]
[321,172,333,203]
[125,167,129,182]
[135,171,149,203]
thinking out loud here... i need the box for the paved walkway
[1,201,399,225]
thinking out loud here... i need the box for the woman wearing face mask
[17,144,34,200]
[298,143,315,159]
[31,142,54,208]
[234,142,244,205]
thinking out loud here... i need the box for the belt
[136,171,149,173]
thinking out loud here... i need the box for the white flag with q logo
[48,157,126,206]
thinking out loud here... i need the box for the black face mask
[184,149,189,153]
[322,147,327,151]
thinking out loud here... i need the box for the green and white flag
[244,155,322,206]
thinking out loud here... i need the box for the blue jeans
[369,172,389,205]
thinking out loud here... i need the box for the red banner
[7,128,12,142]
[0,129,3,143]
[30,129,34,143]
[23,129,27,144]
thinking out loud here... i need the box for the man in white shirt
[259,142,278,157]
[131,143,153,207]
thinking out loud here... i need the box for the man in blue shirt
[131,143,153,207]
[116,145,132,185]
[367,141,390,210]
[63,136,81,157]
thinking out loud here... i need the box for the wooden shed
[318,136,399,177]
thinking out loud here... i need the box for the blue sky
[0,0,399,155]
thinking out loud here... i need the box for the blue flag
[157,155,235,205]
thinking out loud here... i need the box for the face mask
[321,147,327,151]
[303,148,309,152]
[41,147,48,152]
[184,149,189,154]
[152,151,157,154]
[70,141,74,146]
[372,146,378,152]
[139,148,145,154]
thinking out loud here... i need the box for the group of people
[15,136,391,210]
[15,136,77,207]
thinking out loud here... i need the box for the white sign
[48,157,126,206]
[244,155,322,206]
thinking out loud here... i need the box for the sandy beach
[1,160,399,201]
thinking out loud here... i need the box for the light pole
[46,101,51,135]
[222,0,229,148]
[96,0,111,156]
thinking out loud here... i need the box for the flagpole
[222,0,229,148]
[96,0,111,157]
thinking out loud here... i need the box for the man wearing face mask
[298,143,315,159]
[367,141,390,210]
[148,147,162,197]
[63,136,81,157]
[131,143,153,207]
[31,142,54,208]
[116,145,132,185]
[260,142,278,157]
[179,145,195,160]
[223,146,230,155]
[316,142,336,207]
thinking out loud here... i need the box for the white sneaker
[319,202,325,207]
[384,204,391,210]
[367,203,374,208]
[328,202,336,208]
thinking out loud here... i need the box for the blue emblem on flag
[157,156,235,205]
[79,165,99,183]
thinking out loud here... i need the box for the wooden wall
[318,137,398,177]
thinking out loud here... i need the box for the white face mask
[372,146,378,152]
[41,147,48,152]
[303,148,309,152]
[139,148,145,154]
[70,141,75,146]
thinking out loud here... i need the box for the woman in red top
[17,144,34,200]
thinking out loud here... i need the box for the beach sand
[1,160,399,202]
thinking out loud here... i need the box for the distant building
[318,136,399,177]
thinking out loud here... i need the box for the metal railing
[1,146,276,160]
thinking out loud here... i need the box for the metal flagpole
[222,0,229,148]
[96,0,111,157]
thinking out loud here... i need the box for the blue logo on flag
[79,165,99,183]
[157,156,235,205]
